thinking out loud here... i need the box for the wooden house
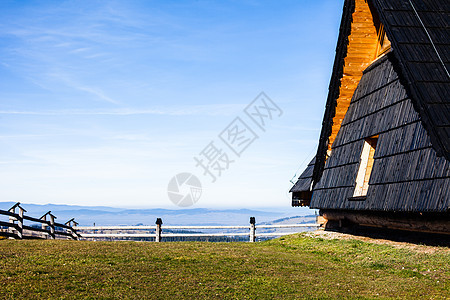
[290,0,449,234]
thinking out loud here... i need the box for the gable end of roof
[312,0,450,185]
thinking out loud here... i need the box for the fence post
[8,202,25,239]
[17,206,25,239]
[155,218,162,242]
[40,214,47,231]
[8,206,16,239]
[49,213,56,239]
[249,217,256,242]
[40,211,53,239]
[71,220,79,240]
[65,218,79,240]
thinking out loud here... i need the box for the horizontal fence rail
[0,204,321,243]
[0,202,80,240]
[75,218,321,242]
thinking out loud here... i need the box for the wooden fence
[0,203,320,242]
[75,217,321,242]
[0,203,80,240]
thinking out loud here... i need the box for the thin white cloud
[273,124,320,131]
[84,53,109,59]
[0,109,157,115]
[75,85,119,104]
[0,134,65,139]
[0,104,243,116]
[69,47,90,54]
[44,72,121,105]
[0,160,41,164]
[53,42,72,48]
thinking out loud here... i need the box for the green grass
[0,233,448,299]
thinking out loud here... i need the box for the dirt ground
[305,229,450,254]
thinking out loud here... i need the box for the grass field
[0,233,448,299]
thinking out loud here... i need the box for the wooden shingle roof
[312,0,450,184]
[374,0,450,160]
[289,157,315,193]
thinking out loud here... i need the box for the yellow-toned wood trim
[327,0,382,152]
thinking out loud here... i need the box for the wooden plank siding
[328,0,379,152]
[311,54,450,212]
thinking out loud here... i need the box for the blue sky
[0,0,343,208]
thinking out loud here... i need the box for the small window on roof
[375,24,391,57]
[353,136,378,197]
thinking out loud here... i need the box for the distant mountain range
[0,202,315,226]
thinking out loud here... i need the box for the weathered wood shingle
[310,53,450,212]
[291,0,449,214]
[289,157,315,193]
[311,0,450,188]
[373,0,450,159]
